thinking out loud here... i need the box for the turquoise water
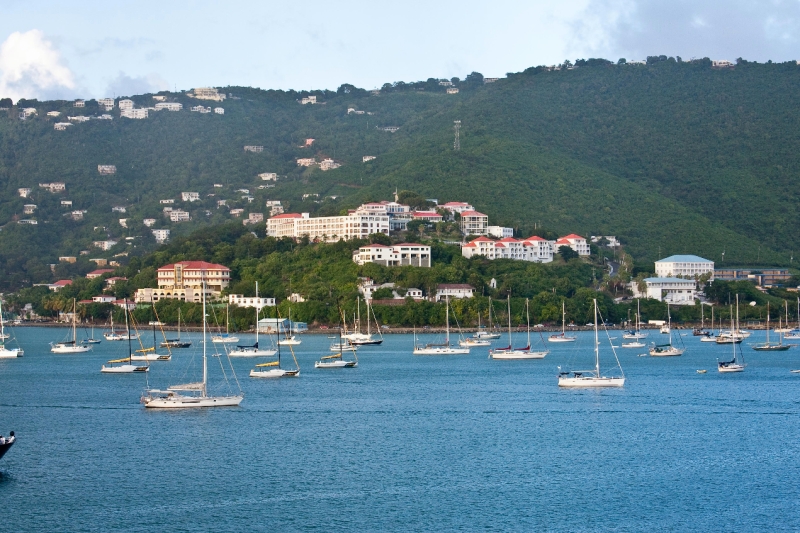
[2,327,799,531]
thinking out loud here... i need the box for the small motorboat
[0,431,15,460]
[696,369,707,374]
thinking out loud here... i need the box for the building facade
[631,277,697,305]
[266,212,390,242]
[655,255,714,279]
[352,243,431,267]
[135,261,230,303]
[554,234,590,256]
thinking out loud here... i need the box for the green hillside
[1,57,799,288]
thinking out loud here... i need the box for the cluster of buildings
[461,234,591,263]
[295,157,341,171]
[134,261,231,303]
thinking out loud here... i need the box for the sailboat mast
[125,299,132,362]
[562,301,566,336]
[366,298,370,336]
[594,299,600,376]
[255,281,260,345]
[507,294,512,346]
[445,296,450,345]
[72,299,77,342]
[357,298,361,335]
[526,299,531,347]
[202,284,207,397]
[766,302,770,344]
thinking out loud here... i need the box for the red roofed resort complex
[461,234,590,262]
[134,261,231,303]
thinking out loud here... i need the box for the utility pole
[453,120,461,151]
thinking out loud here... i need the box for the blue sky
[1,0,800,101]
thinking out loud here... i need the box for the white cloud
[105,71,169,98]
[0,29,78,102]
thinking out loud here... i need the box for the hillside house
[54,122,72,130]
[631,277,697,305]
[60,200,73,207]
[40,182,66,193]
[18,219,38,225]
[244,145,264,153]
[440,201,474,214]
[152,229,170,244]
[487,226,513,238]
[98,98,115,110]
[555,234,590,256]
[93,240,117,251]
[70,211,85,220]
[304,138,315,146]
[160,199,175,204]
[169,210,190,222]
[23,204,37,214]
[214,107,224,114]
[154,102,182,111]
[378,126,400,132]
[300,95,317,105]
[68,116,90,122]
[319,159,341,171]
[362,155,376,162]
[90,258,108,266]
[217,200,227,207]
[297,158,316,167]
[119,219,128,228]
[46,111,61,117]
[269,205,284,216]
[105,276,127,287]
[435,284,475,301]
[243,213,264,225]
[18,188,31,198]
[120,108,148,119]
[446,87,460,94]
[112,206,126,213]
[229,209,245,217]
[412,211,443,223]
[92,295,115,303]
[118,99,134,110]
[191,87,226,101]
[191,105,211,113]
[73,100,85,107]
[181,192,200,202]
[460,211,489,236]
[228,295,276,308]
[143,218,156,227]
[259,172,278,181]
[97,165,116,175]
[59,256,77,263]
[86,268,115,279]
[655,255,714,279]
[49,280,73,292]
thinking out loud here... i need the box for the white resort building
[135,261,230,303]
[655,255,714,279]
[266,212,390,242]
[461,236,554,263]
[631,277,697,306]
[352,243,431,267]
[554,234,590,256]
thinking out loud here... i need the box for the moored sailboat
[622,299,648,340]
[102,305,149,373]
[229,282,278,357]
[649,304,685,356]
[752,302,791,351]
[0,300,21,358]
[490,297,548,359]
[250,312,300,378]
[558,299,625,388]
[51,299,92,353]
[211,304,239,343]
[549,301,577,343]
[719,303,746,372]
[413,296,470,355]
[161,308,192,348]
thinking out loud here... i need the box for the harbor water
[2,327,799,531]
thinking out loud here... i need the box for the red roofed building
[440,201,474,214]
[266,212,390,242]
[135,261,231,303]
[105,276,128,287]
[459,210,489,236]
[49,279,73,292]
[86,268,115,279]
[556,234,590,256]
[412,211,443,223]
[266,212,304,238]
[462,236,555,263]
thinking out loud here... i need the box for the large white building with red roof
[459,210,489,236]
[266,212,390,242]
[135,261,231,303]
[461,236,555,263]
[439,201,474,214]
[555,234,590,256]
[353,243,431,267]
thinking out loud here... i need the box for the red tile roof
[471,236,494,242]
[157,261,230,272]
[524,236,547,241]
[498,237,519,243]
[86,269,115,277]
[561,233,585,240]
[462,242,476,248]
[51,280,73,287]
[555,238,571,245]
[460,210,487,217]
[361,244,389,248]
[394,243,427,246]
[271,213,303,219]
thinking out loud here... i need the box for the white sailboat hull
[413,346,470,355]
[475,332,501,340]
[649,346,685,356]
[50,344,91,353]
[0,347,21,358]
[491,350,548,359]
[700,336,718,342]
[101,364,148,373]
[621,342,645,348]
[130,353,171,361]
[330,344,357,352]
[548,335,576,343]
[104,333,138,341]
[718,363,745,373]
[249,368,300,378]
[459,339,491,347]
[277,337,302,345]
[622,333,648,339]
[315,360,357,368]
[558,376,625,388]
[143,394,243,408]
[228,348,278,357]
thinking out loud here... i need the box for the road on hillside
[607,260,620,277]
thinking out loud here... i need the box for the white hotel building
[353,243,431,267]
[266,212,389,242]
[655,255,714,279]
[135,261,230,303]
[461,236,555,263]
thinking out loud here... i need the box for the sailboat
[413,296,470,354]
[344,297,383,346]
[102,304,149,373]
[718,303,746,372]
[752,302,791,351]
[161,308,192,348]
[717,297,749,343]
[785,298,800,339]
[548,301,577,342]
[211,304,240,343]
[700,305,718,342]
[104,311,138,340]
[250,312,300,378]
[277,307,302,345]
[130,309,172,361]
[649,304,685,356]
[621,310,646,348]
[0,300,21,358]
[229,283,278,357]
[622,299,648,339]
[490,297,548,359]
[51,299,92,353]
[475,298,502,339]
[693,303,710,336]
[141,285,244,408]
[558,299,625,387]
[461,300,493,346]
[82,321,102,344]
[775,301,793,333]
[316,306,358,367]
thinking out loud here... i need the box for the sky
[1,0,799,101]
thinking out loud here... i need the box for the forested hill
[1,57,799,288]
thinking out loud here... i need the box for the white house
[98,98,115,110]
[68,116,91,122]
[98,165,116,175]
[120,108,148,119]
[654,255,714,279]
[118,99,134,110]
[460,211,489,236]
[143,218,156,227]
[632,277,697,306]
[112,206,126,213]
[155,102,182,111]
[297,158,316,167]
[554,234,590,256]
[446,88,459,94]
[214,107,224,114]
[152,229,170,244]
[228,295,276,308]
[160,199,175,204]
[300,95,317,105]
[23,204,37,214]
[319,159,341,171]
[440,201,474,214]
[435,284,475,302]
[259,172,278,181]
[191,87,226,101]
[73,100,85,107]
[54,122,72,130]
[18,188,31,198]
[487,226,513,238]
[266,212,390,242]
[93,240,118,251]
[352,243,431,267]
[362,156,376,162]
[169,210,190,222]
[46,111,61,117]
[181,192,200,202]
[244,145,264,153]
